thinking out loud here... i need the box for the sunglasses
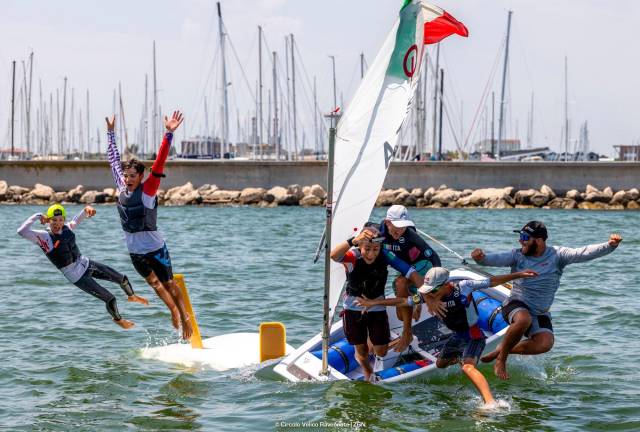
[519,233,531,242]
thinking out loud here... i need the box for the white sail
[327,1,468,323]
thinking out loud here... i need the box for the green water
[1,205,639,431]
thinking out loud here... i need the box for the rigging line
[293,42,328,136]
[223,22,259,107]
[463,38,505,151]
[186,44,220,137]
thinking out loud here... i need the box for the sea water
[1,205,638,431]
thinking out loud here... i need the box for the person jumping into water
[106,111,193,340]
[471,220,622,380]
[356,267,537,405]
[17,204,148,328]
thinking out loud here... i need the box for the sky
[1,0,639,156]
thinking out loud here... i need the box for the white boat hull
[274,268,510,383]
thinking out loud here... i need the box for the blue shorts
[438,334,486,363]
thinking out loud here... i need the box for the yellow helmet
[46,204,66,219]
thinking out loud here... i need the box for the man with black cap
[470,220,622,380]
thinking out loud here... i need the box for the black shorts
[342,310,390,346]
[130,244,173,282]
[501,300,553,337]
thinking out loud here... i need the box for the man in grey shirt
[470,220,622,380]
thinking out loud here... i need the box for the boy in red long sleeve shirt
[106,111,193,340]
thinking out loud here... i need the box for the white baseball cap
[418,267,450,294]
[385,205,415,228]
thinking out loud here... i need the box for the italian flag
[388,0,468,80]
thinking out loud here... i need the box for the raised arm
[67,206,95,230]
[17,213,52,249]
[143,110,184,197]
[557,234,621,267]
[105,115,126,193]
[471,248,517,267]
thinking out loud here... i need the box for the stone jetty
[1,180,639,210]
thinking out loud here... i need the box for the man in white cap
[379,205,442,351]
[356,266,537,405]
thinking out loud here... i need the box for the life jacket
[45,226,80,269]
[440,282,479,334]
[117,184,158,233]
[345,252,388,299]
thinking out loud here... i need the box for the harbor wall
[1,160,638,193]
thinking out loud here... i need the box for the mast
[61,77,68,156]
[527,92,534,149]
[258,25,264,159]
[564,55,569,161]
[320,111,338,376]
[143,74,148,157]
[70,87,75,154]
[217,2,230,156]
[272,51,279,160]
[153,41,158,153]
[26,52,33,155]
[291,34,299,160]
[284,36,291,160]
[491,91,495,155]
[10,61,16,158]
[497,10,513,160]
[329,56,337,110]
[119,82,129,154]
[438,69,444,160]
[313,76,319,157]
[431,44,440,157]
[86,90,90,158]
[360,53,365,79]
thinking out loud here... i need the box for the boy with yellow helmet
[17,204,148,328]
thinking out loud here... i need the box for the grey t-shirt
[478,242,616,315]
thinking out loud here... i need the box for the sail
[327,1,468,323]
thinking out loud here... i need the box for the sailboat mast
[26,52,33,155]
[86,90,90,158]
[438,69,444,160]
[321,115,338,377]
[291,34,299,160]
[497,10,512,160]
[564,56,569,161]
[10,61,16,158]
[431,44,440,157]
[152,41,158,153]
[360,53,365,79]
[313,76,318,156]
[258,26,264,160]
[330,56,337,112]
[273,51,279,160]
[61,77,67,155]
[217,2,230,156]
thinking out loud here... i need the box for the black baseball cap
[514,221,548,240]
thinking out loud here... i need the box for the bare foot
[494,359,510,380]
[412,304,422,321]
[128,295,149,306]
[181,317,193,340]
[481,349,500,363]
[394,333,412,352]
[170,308,181,330]
[114,318,135,329]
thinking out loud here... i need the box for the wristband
[347,237,355,247]
[151,171,166,178]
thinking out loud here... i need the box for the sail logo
[403,44,419,78]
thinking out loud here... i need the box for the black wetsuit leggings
[72,260,134,321]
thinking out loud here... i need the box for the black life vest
[45,226,80,269]
[440,283,479,334]
[117,184,158,233]
[345,252,388,299]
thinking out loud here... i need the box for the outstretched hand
[609,233,623,247]
[471,248,486,263]
[164,111,184,132]
[105,115,116,131]
[355,296,373,310]
[39,214,49,225]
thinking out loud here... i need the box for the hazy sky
[2,0,639,156]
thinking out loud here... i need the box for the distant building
[500,147,551,161]
[475,139,521,155]
[613,145,640,161]
[180,136,223,158]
